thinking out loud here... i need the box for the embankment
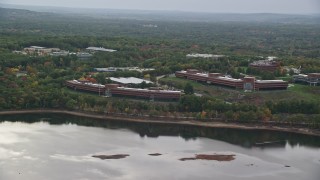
[0,109,319,137]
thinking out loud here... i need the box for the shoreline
[0,109,319,137]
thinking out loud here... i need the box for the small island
[179,154,236,162]
[148,153,162,156]
[92,154,130,160]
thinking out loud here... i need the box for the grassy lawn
[287,84,320,101]
[159,77,320,104]
[245,84,320,105]
[159,77,242,100]
[159,77,203,89]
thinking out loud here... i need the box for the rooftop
[256,80,286,83]
[77,52,93,57]
[186,53,225,58]
[109,77,153,84]
[267,56,277,61]
[309,73,320,75]
[250,60,279,67]
[215,76,243,82]
[293,74,308,77]
[68,80,105,87]
[117,87,181,93]
[94,67,155,72]
[195,73,209,77]
[86,47,117,52]
[30,46,46,49]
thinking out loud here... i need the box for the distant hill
[1,5,319,53]
[1,4,319,24]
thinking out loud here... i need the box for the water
[0,114,319,180]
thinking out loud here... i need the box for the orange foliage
[86,77,97,83]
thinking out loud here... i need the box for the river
[0,114,319,180]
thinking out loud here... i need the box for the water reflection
[1,113,319,149]
[0,114,320,180]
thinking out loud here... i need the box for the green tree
[95,73,106,84]
[66,99,77,110]
[184,83,194,95]
[179,95,202,112]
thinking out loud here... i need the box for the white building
[186,53,225,59]
[94,67,155,72]
[109,77,153,85]
[86,47,117,52]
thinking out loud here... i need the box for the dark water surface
[0,114,319,180]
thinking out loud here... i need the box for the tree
[66,99,77,110]
[179,95,202,112]
[289,69,295,76]
[261,72,275,80]
[224,111,233,121]
[184,83,194,95]
[140,81,147,89]
[95,73,106,84]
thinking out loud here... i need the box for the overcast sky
[2,0,320,14]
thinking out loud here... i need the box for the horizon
[1,3,320,16]
[1,0,320,15]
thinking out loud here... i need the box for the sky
[1,0,320,14]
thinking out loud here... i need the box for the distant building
[12,50,27,55]
[23,46,48,55]
[284,67,301,74]
[175,69,288,91]
[293,73,320,86]
[266,56,277,61]
[86,47,117,52]
[109,77,153,85]
[186,53,225,59]
[249,59,280,72]
[15,71,27,77]
[94,67,117,72]
[21,46,64,56]
[50,51,69,57]
[143,24,158,28]
[29,46,46,50]
[65,80,105,95]
[105,84,181,100]
[65,80,181,100]
[94,67,155,72]
[77,52,93,59]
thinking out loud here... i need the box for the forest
[0,7,319,127]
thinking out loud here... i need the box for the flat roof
[94,68,117,72]
[117,87,181,93]
[30,46,46,49]
[68,80,105,87]
[77,52,93,57]
[294,74,308,77]
[256,80,286,83]
[86,47,117,52]
[186,54,225,58]
[195,73,209,77]
[94,67,155,72]
[250,60,278,66]
[109,77,153,84]
[216,76,243,82]
[267,56,277,60]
